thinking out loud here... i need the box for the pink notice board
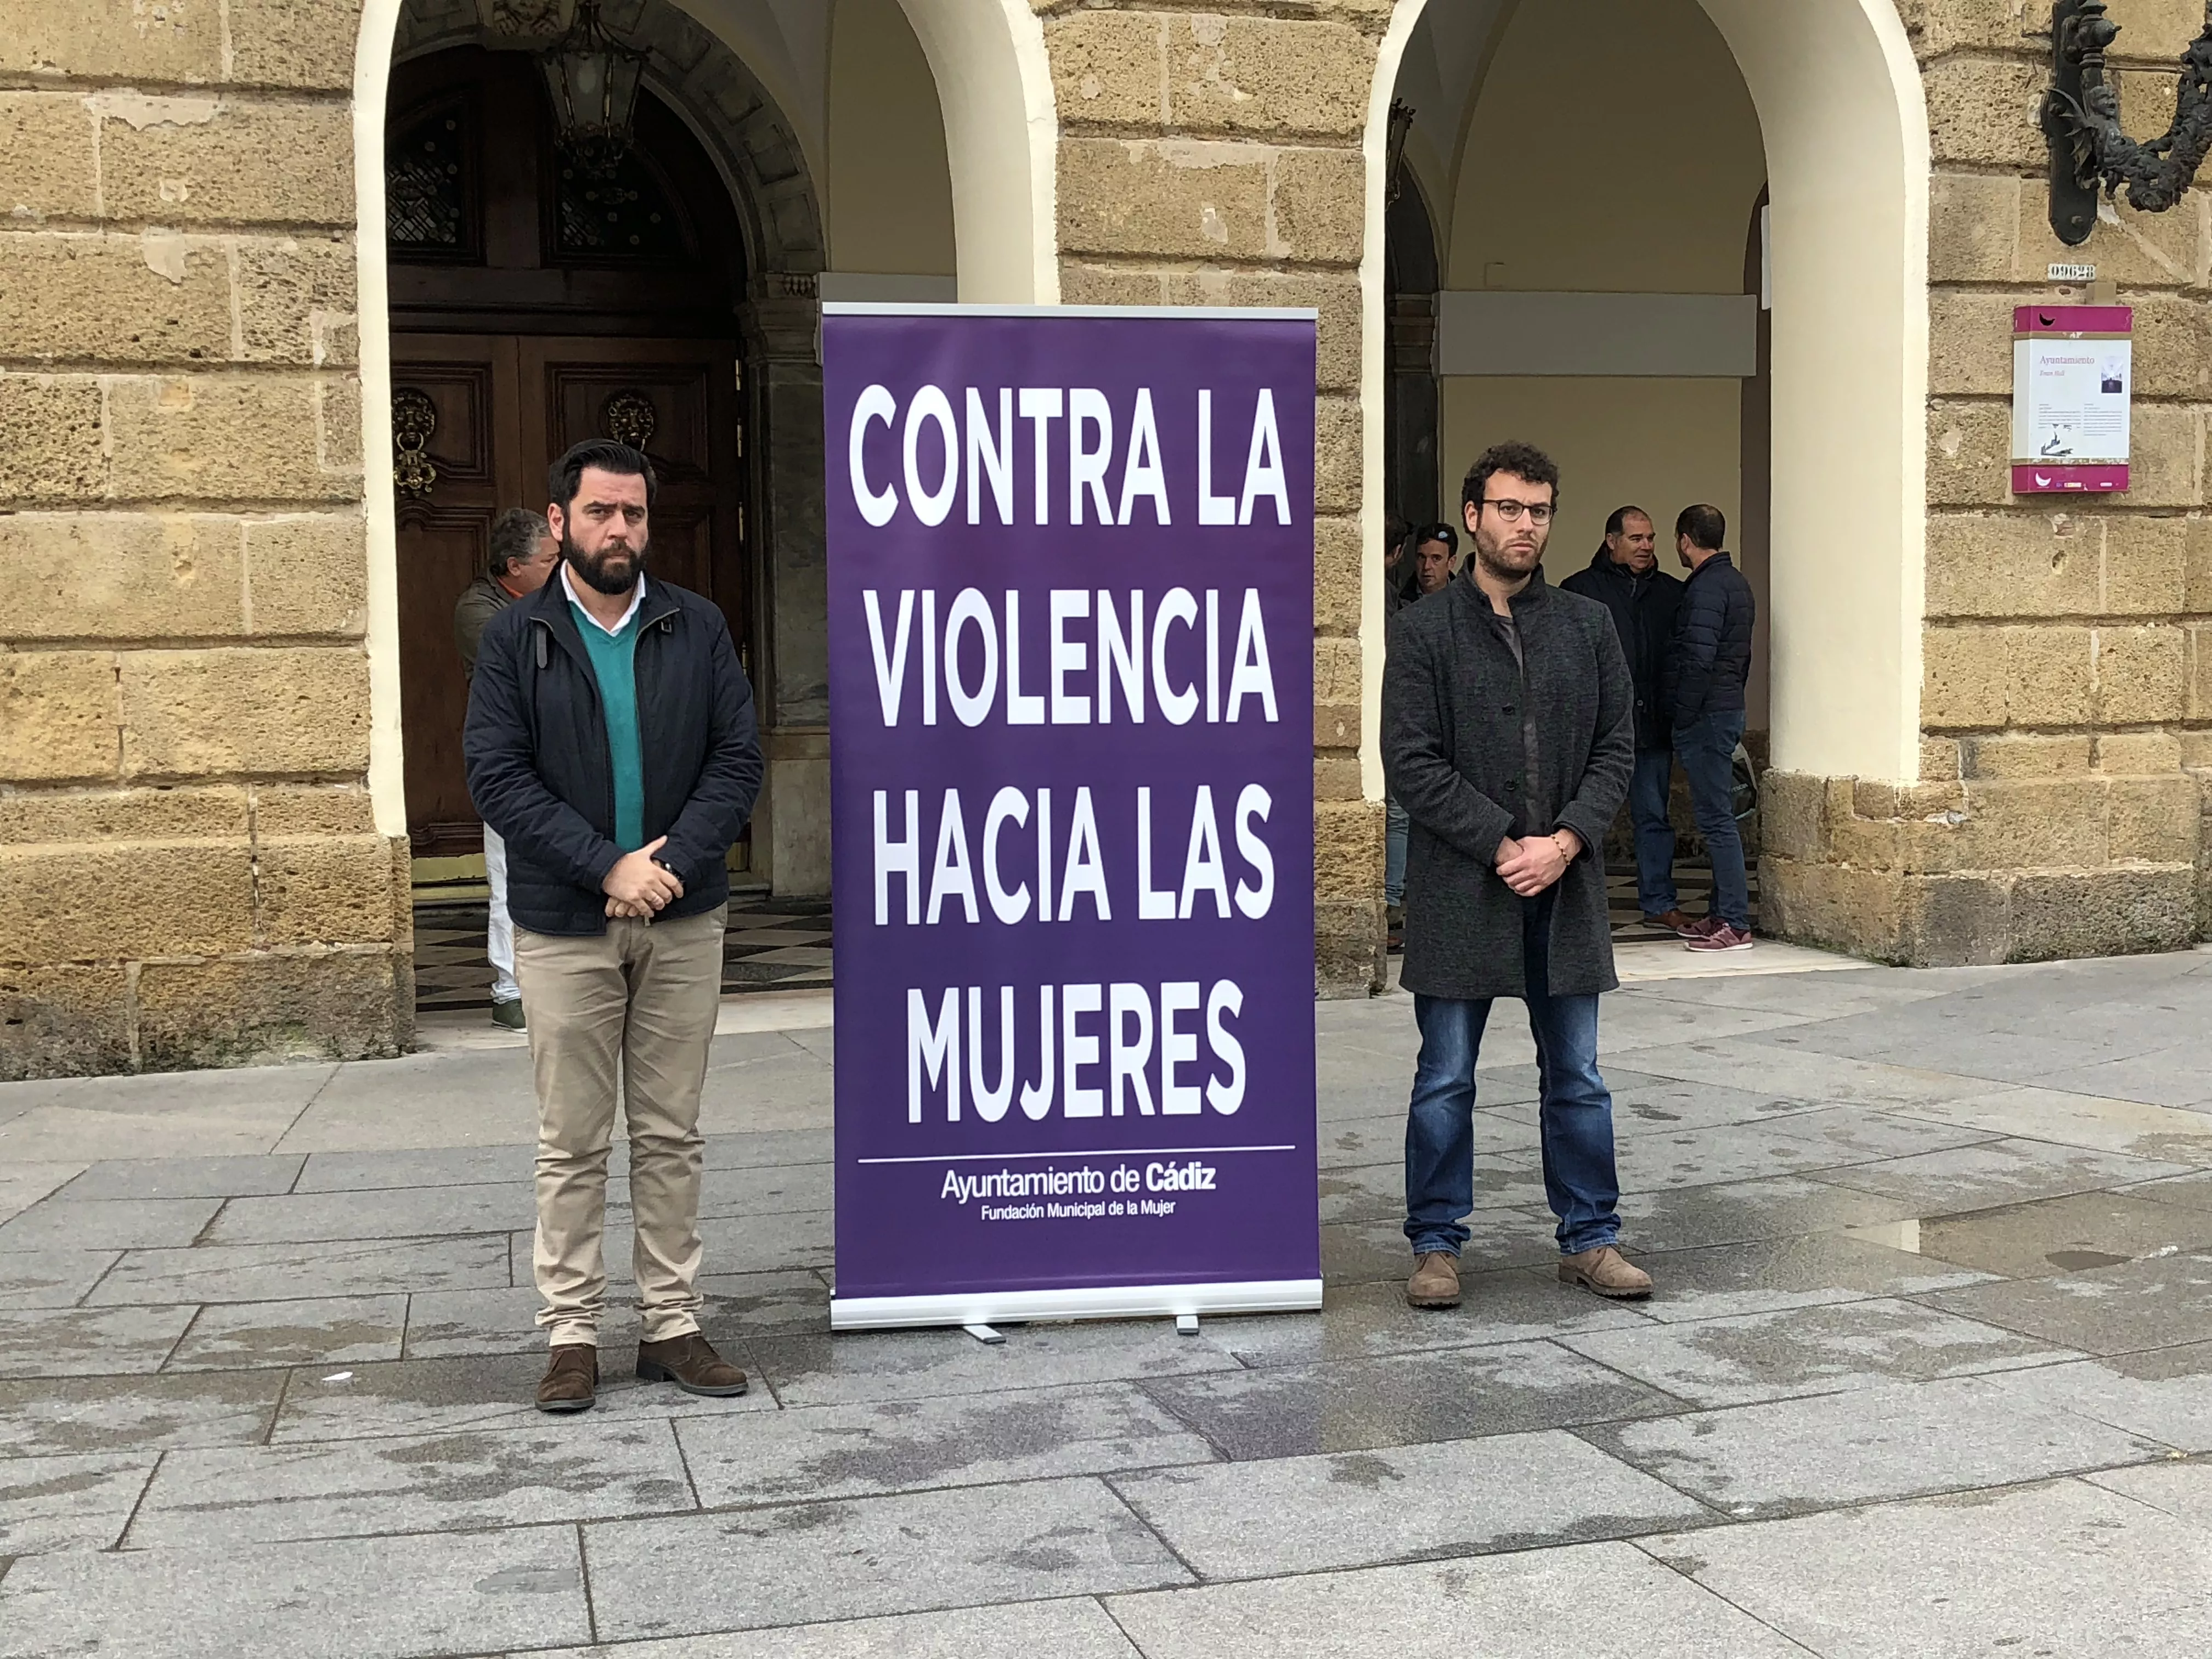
[2011,305,2131,494]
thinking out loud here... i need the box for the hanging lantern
[540,1,649,176]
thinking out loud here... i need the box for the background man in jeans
[1559,506,1688,935]
[1383,440,1649,1312]
[466,439,763,1414]
[1663,503,1757,953]
[454,507,558,1030]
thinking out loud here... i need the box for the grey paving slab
[0,1523,588,1658]
[0,1064,334,1164]
[1587,1375,2166,1518]
[1615,1174,1917,1253]
[268,1351,775,1443]
[128,1417,697,1546]
[0,1196,223,1251]
[679,1381,1214,1506]
[1646,1475,2212,1657]
[1104,1540,1812,1658]
[0,1370,284,1453]
[703,1127,835,1170]
[1317,1154,1544,1224]
[91,1234,510,1305]
[1901,1189,2212,1277]
[1759,1103,2005,1160]
[1624,1232,1993,1323]
[505,1209,834,1289]
[1990,1341,2212,1452]
[1141,1337,1680,1459]
[2123,1169,2212,1212]
[1558,1296,2075,1408]
[207,1182,527,1245]
[1200,1267,1650,1365]
[296,1142,535,1192]
[1812,1138,2196,1214]
[1111,1429,1711,1579]
[162,1295,409,1372]
[528,1598,1141,1659]
[271,1051,542,1155]
[1607,1041,1997,1109]
[0,1163,82,1225]
[1923,1247,2212,1355]
[0,1452,157,1555]
[752,1319,1244,1409]
[0,1249,119,1310]
[55,1153,307,1201]
[0,1304,196,1378]
[403,1269,826,1358]
[691,1160,832,1217]
[582,1476,1188,1640]
[1321,1212,1559,1285]
[1884,1084,2212,1163]
[2086,1457,2212,1529]
[1613,1122,1871,1190]
[1604,1075,1831,1136]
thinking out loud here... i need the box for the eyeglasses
[1481,499,1554,524]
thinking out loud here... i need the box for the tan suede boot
[1406,1251,1461,1308]
[1559,1244,1654,1299]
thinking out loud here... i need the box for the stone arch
[387,0,824,294]
[1365,0,1930,787]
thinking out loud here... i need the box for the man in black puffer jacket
[1661,503,1756,951]
[1559,507,1688,932]
[466,438,763,1415]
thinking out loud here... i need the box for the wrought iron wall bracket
[2044,0,2212,246]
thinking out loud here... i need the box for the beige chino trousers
[512,904,726,1348]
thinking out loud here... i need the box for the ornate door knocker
[392,388,439,497]
[603,388,657,453]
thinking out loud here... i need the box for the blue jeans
[1675,709,1749,929]
[1384,797,1409,907]
[1630,748,1677,916]
[1403,894,1622,1257]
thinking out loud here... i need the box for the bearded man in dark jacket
[1382,440,1649,1311]
[1559,506,1690,934]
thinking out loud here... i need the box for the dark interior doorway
[385,46,753,859]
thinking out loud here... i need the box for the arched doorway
[1370,0,1928,793]
[385,45,751,862]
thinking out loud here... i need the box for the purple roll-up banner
[822,304,1322,1331]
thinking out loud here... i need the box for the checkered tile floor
[412,893,833,1013]
[1606,859,1761,941]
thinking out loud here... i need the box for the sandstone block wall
[1759,1,2212,966]
[0,1,408,1077]
[1040,1,1389,996]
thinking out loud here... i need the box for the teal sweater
[570,596,646,851]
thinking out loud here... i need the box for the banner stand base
[830,1278,1322,1333]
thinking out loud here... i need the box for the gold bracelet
[1552,832,1575,861]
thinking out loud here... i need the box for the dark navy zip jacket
[464,573,763,936]
[1662,551,1754,731]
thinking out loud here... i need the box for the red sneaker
[1684,923,1754,952]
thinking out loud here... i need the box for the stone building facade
[2,0,2210,1080]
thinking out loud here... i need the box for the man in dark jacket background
[466,438,764,1413]
[1383,440,1650,1312]
[1559,506,1693,934]
[1663,503,1756,951]
[454,507,558,1030]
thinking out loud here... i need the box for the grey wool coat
[1382,567,1635,1001]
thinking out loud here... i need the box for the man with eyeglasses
[1383,439,1649,1310]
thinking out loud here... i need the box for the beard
[562,526,647,595]
[1474,530,1543,585]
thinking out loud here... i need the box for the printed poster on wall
[2013,303,2132,493]
[821,304,1321,1331]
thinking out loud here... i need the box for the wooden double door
[393,332,747,855]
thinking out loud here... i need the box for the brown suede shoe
[1644,909,1707,939]
[637,1332,749,1397]
[1406,1251,1461,1309]
[535,1344,598,1414]
[1559,1245,1654,1299]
